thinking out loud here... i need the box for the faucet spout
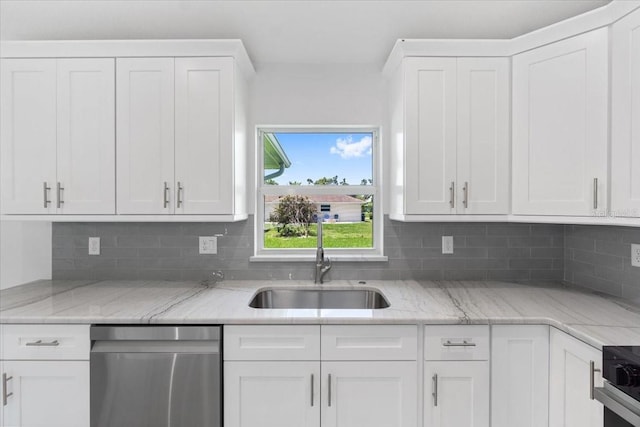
[314,218,331,284]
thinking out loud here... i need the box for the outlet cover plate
[88,237,100,255]
[442,236,454,254]
[199,236,217,254]
[632,244,640,267]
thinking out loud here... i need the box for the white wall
[249,63,389,213]
[0,221,52,290]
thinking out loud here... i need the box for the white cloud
[330,136,372,159]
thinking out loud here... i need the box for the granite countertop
[1,279,640,349]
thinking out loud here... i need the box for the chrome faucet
[315,218,332,284]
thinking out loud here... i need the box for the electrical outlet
[199,236,217,254]
[88,237,100,255]
[632,244,640,267]
[442,236,454,254]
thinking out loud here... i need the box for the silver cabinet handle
[590,360,601,400]
[25,339,59,347]
[163,182,170,209]
[432,374,438,407]
[2,373,13,406]
[463,182,469,208]
[449,182,455,208]
[310,374,314,407]
[177,182,183,208]
[593,178,598,210]
[43,182,51,208]
[328,374,332,407]
[56,182,64,209]
[443,340,476,347]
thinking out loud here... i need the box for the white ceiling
[0,0,610,66]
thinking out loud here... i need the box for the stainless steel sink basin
[249,288,390,309]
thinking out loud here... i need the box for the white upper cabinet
[456,58,510,214]
[512,28,609,216]
[56,59,115,214]
[116,58,175,214]
[403,57,457,215]
[117,56,246,217]
[611,7,640,218]
[1,60,58,214]
[174,57,234,214]
[390,56,509,218]
[1,58,115,214]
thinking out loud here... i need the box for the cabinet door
[116,58,175,214]
[1,360,89,427]
[0,59,57,214]
[513,28,608,216]
[491,325,549,427]
[322,361,417,427]
[175,57,234,214]
[404,58,457,214]
[456,58,510,214]
[224,361,320,427]
[549,328,603,427]
[424,361,489,427]
[57,58,115,214]
[611,7,640,218]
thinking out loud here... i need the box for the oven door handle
[594,386,640,426]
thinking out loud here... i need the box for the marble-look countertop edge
[2,279,640,351]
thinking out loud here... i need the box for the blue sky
[267,132,373,185]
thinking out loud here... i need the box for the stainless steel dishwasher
[90,325,221,427]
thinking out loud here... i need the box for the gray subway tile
[509,258,554,269]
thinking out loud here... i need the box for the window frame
[252,126,385,261]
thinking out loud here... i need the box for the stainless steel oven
[594,346,640,427]
[90,325,222,427]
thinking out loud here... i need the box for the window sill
[249,255,389,263]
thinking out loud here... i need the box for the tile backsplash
[564,225,640,303]
[52,217,639,302]
[52,216,565,282]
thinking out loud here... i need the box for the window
[254,127,383,260]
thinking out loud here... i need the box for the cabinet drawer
[322,325,417,361]
[425,325,489,361]
[1,324,90,361]
[224,325,320,361]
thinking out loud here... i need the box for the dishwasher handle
[91,326,220,341]
[91,340,220,354]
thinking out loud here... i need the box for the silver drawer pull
[177,181,183,208]
[56,182,64,208]
[590,360,601,400]
[43,182,51,208]
[163,182,170,209]
[310,374,314,407]
[25,339,60,347]
[432,374,438,406]
[3,373,13,406]
[443,340,476,347]
[449,182,455,208]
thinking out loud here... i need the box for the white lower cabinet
[424,361,489,427]
[1,361,89,427]
[224,361,320,427]
[491,325,549,427]
[0,324,90,427]
[224,325,418,427]
[549,327,603,427]
[322,361,418,427]
[424,325,490,427]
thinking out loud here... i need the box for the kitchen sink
[249,288,390,309]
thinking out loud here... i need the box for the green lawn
[265,221,373,248]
